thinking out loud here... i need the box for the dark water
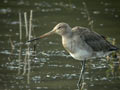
[0,0,120,90]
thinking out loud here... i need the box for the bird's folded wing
[80,30,116,51]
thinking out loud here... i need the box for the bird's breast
[62,36,93,60]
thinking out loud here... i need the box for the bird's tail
[109,45,119,51]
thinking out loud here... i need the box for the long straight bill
[28,30,55,42]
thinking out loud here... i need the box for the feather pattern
[72,26,118,52]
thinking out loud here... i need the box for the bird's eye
[58,26,61,29]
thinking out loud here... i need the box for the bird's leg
[77,60,86,89]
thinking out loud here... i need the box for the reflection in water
[0,0,120,90]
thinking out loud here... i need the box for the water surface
[0,0,120,90]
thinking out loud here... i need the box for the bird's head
[28,22,71,42]
[52,22,71,36]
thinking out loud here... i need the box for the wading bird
[28,22,118,89]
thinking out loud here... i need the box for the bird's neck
[61,32,74,54]
[61,31,72,39]
[61,31,72,46]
